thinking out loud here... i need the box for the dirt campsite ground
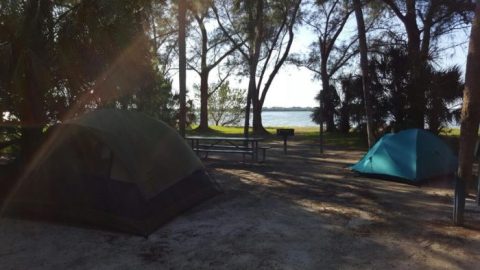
[1,138,480,269]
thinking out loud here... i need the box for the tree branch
[382,0,407,24]
[259,0,301,107]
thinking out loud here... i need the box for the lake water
[208,110,459,128]
[205,110,316,127]
[260,111,316,127]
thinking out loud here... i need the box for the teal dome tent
[351,129,457,183]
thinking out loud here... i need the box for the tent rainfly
[351,129,457,183]
[3,109,220,236]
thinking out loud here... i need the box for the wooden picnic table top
[185,136,264,142]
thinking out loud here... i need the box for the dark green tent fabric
[351,129,457,183]
[4,109,220,235]
[64,109,204,199]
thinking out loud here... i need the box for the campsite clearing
[1,138,480,269]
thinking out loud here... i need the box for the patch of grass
[439,128,462,152]
[440,128,460,137]
[187,126,258,136]
[187,125,367,149]
[439,128,480,152]
[324,132,367,149]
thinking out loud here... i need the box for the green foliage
[337,76,362,134]
[56,0,164,112]
[0,0,54,120]
[134,74,178,125]
[311,85,340,131]
[208,81,245,126]
[371,47,463,133]
[338,73,389,136]
[0,0,182,160]
[338,46,463,135]
[0,0,178,122]
[170,92,197,128]
[425,66,463,133]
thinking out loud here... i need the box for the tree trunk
[326,116,336,132]
[354,0,375,147]
[15,0,52,164]
[196,14,210,131]
[252,101,267,135]
[405,0,425,128]
[383,0,425,129]
[243,74,254,138]
[18,60,47,163]
[319,94,324,153]
[198,71,210,130]
[408,63,427,129]
[251,0,266,136]
[320,40,336,132]
[244,0,264,138]
[319,42,328,152]
[19,127,43,164]
[320,76,336,132]
[252,89,268,135]
[251,0,300,136]
[455,1,480,225]
[178,0,187,137]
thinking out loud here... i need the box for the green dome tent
[351,129,457,183]
[4,109,220,235]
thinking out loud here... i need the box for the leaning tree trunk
[455,1,480,225]
[354,0,375,147]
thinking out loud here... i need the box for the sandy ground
[1,139,480,269]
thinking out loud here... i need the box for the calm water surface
[203,110,316,127]
[211,111,458,128]
[251,111,316,127]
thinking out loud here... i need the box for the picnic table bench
[185,136,269,162]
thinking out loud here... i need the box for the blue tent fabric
[351,129,457,182]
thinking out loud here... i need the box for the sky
[172,18,471,108]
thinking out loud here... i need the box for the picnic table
[185,136,268,162]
